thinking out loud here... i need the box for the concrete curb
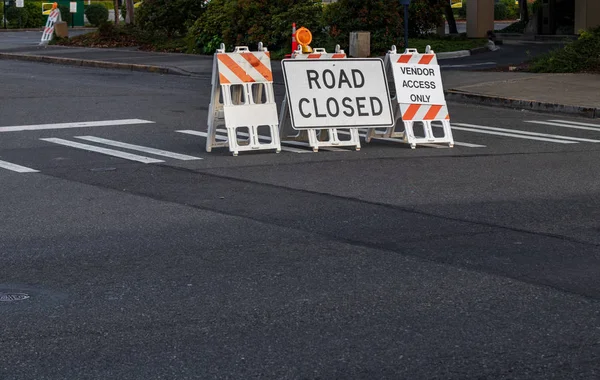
[437,43,499,60]
[0,52,192,76]
[445,89,599,119]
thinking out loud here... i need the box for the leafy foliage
[136,0,205,37]
[6,2,46,28]
[323,0,443,55]
[85,3,109,26]
[187,0,324,54]
[529,26,600,73]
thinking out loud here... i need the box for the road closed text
[282,59,394,129]
[298,69,384,118]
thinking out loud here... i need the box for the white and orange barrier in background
[366,46,454,149]
[206,43,281,156]
[40,3,61,46]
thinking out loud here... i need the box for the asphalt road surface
[1,60,599,379]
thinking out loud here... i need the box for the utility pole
[399,0,411,49]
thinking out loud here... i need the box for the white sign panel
[393,64,445,105]
[70,2,77,12]
[16,0,24,7]
[282,59,394,130]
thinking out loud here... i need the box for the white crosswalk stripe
[0,119,154,133]
[451,125,577,144]
[0,160,38,173]
[74,136,203,160]
[453,123,600,143]
[549,120,600,128]
[525,120,600,132]
[177,130,338,153]
[41,138,165,163]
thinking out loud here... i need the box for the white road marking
[452,141,487,148]
[453,123,600,143]
[526,120,600,132]
[451,126,577,144]
[0,119,154,133]
[177,130,313,154]
[549,120,600,128]
[40,138,164,163]
[348,130,486,148]
[0,160,39,173]
[217,129,348,152]
[74,136,202,161]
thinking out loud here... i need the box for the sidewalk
[0,45,214,76]
[445,72,600,118]
[1,43,598,118]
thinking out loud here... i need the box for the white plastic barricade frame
[206,43,281,156]
[366,46,454,149]
[279,46,362,152]
[40,8,61,46]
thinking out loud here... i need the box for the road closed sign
[282,59,394,130]
[392,58,445,105]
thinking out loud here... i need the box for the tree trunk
[113,0,119,25]
[126,0,134,24]
[445,2,458,34]
[520,0,529,23]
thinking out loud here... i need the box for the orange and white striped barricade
[206,43,281,156]
[40,5,61,46]
[279,46,363,152]
[366,46,454,149]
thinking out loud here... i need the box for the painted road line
[0,119,154,133]
[75,136,202,161]
[454,123,600,143]
[451,126,577,144]
[526,120,600,132]
[40,138,164,163]
[177,130,310,154]
[549,120,600,128]
[0,160,39,173]
[349,130,486,148]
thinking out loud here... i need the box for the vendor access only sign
[392,62,445,105]
[282,59,394,130]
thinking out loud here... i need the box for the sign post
[399,0,411,49]
[281,59,394,131]
[70,2,77,27]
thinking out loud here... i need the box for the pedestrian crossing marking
[453,123,600,143]
[549,120,600,128]
[525,120,600,133]
[0,160,38,173]
[452,125,576,144]
[74,136,203,161]
[0,119,154,133]
[41,138,165,164]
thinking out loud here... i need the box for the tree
[520,0,529,23]
[442,0,458,34]
[113,0,119,25]
[126,0,134,24]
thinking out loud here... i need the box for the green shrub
[85,3,109,26]
[529,26,600,73]
[187,0,323,54]
[323,0,443,54]
[6,2,45,28]
[58,5,73,25]
[137,0,205,37]
[6,6,29,28]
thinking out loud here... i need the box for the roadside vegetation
[528,26,600,73]
[53,0,488,57]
